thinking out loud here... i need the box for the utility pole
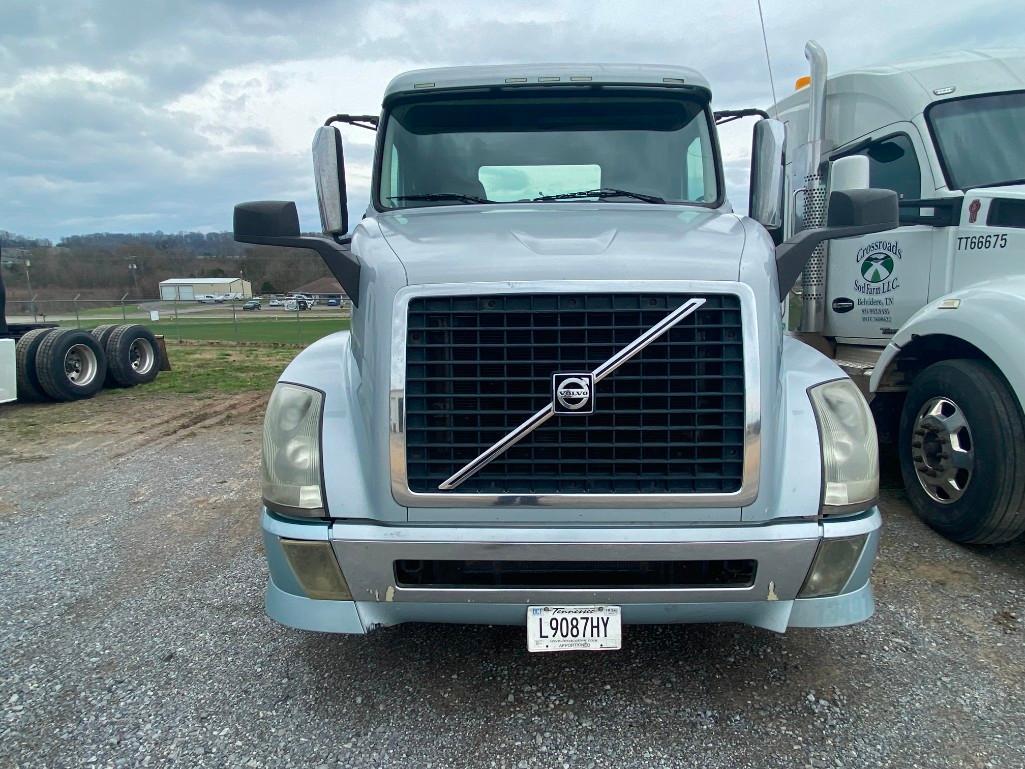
[24,259,35,321]
[128,262,140,297]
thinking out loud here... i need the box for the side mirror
[826,188,899,230]
[313,126,348,235]
[829,154,869,192]
[775,188,898,300]
[233,200,361,306]
[749,118,786,239]
[233,200,301,242]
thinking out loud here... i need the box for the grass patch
[61,316,349,345]
[147,344,301,394]
[76,304,146,318]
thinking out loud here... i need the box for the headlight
[263,383,324,516]
[808,378,878,513]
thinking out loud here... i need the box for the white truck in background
[772,42,1025,544]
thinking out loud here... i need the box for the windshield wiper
[389,193,494,204]
[531,187,666,204]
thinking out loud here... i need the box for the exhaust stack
[798,40,829,333]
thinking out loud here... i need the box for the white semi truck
[236,63,898,645]
[772,42,1025,544]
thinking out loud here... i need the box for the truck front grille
[403,292,745,495]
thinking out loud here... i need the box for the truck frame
[773,42,1025,544]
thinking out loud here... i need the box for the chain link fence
[5,295,352,346]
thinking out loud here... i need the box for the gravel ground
[1,391,1024,769]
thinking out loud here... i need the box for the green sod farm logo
[855,240,902,295]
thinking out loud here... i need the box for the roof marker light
[413,82,435,89]
[662,77,686,85]
[569,76,592,82]
[504,77,528,84]
[933,86,956,96]
[539,76,560,83]
[795,75,812,90]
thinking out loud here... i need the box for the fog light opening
[798,535,867,599]
[280,539,352,600]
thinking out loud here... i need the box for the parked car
[242,300,262,311]
[326,298,340,307]
[284,299,310,311]
[268,298,284,307]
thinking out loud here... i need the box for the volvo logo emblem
[552,373,594,414]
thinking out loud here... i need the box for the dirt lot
[2,387,1024,769]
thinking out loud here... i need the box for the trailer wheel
[90,324,121,385]
[14,327,58,401]
[90,323,118,349]
[106,324,160,387]
[899,359,1025,544]
[35,329,108,402]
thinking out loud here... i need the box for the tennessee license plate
[527,606,622,652]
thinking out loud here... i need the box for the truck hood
[967,183,1025,198]
[375,204,747,285]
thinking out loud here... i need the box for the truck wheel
[14,327,58,401]
[90,323,118,349]
[106,324,160,387]
[899,359,1025,544]
[35,328,108,402]
[90,324,121,385]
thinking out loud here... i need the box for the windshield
[927,91,1025,190]
[377,90,719,209]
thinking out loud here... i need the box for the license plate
[527,606,622,652]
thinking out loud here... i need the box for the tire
[106,324,160,387]
[35,328,108,402]
[90,324,121,386]
[14,327,58,402]
[90,323,118,349]
[899,359,1025,544]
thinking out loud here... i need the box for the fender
[279,330,406,523]
[869,276,1025,412]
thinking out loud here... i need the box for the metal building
[158,277,252,301]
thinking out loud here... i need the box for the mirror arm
[238,233,362,307]
[323,114,379,131]
[714,108,771,125]
[774,223,890,301]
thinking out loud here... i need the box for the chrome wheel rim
[130,338,155,375]
[912,396,974,503]
[64,343,98,387]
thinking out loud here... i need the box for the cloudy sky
[2,0,1023,240]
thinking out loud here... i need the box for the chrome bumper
[263,508,880,633]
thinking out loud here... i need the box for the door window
[842,134,922,201]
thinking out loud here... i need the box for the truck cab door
[823,129,942,343]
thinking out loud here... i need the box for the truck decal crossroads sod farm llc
[855,240,902,295]
[852,239,903,328]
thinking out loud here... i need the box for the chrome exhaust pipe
[798,40,829,333]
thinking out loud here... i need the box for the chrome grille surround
[389,281,761,508]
